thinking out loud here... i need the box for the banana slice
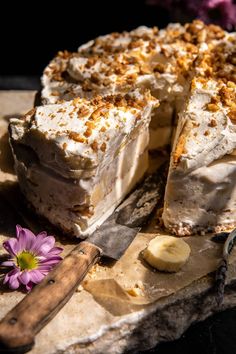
[143,235,191,272]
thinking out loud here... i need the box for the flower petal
[32,235,55,255]
[16,224,23,239]
[29,270,45,284]
[37,265,53,272]
[3,272,10,284]
[5,268,20,278]
[4,269,21,289]
[20,228,36,251]
[19,271,31,285]
[9,277,20,290]
[26,282,34,292]
[1,260,15,267]
[3,238,19,256]
[39,256,62,266]
[40,236,56,254]
[47,247,63,256]
[37,231,47,238]
[17,232,28,252]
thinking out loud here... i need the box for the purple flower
[197,0,236,30]
[1,225,63,292]
[146,0,236,30]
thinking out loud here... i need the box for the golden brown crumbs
[173,134,187,164]
[69,132,86,143]
[78,106,90,117]
[128,40,143,50]
[25,108,36,120]
[84,128,92,137]
[78,207,94,218]
[125,74,138,85]
[90,73,100,84]
[100,142,106,152]
[52,74,63,82]
[57,50,71,59]
[85,121,95,129]
[153,63,165,73]
[90,141,98,151]
[85,56,98,68]
[100,126,107,133]
[211,96,220,104]
[57,108,66,113]
[51,91,60,96]
[183,32,192,42]
[227,81,236,88]
[89,105,107,121]
[82,79,93,91]
[208,119,217,127]
[219,86,236,105]
[206,103,219,112]
[228,110,236,122]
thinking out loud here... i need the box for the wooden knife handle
[0,241,101,353]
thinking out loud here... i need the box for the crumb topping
[22,89,157,164]
[42,20,228,104]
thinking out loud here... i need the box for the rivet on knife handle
[0,241,101,353]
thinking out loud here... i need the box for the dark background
[1,1,236,353]
[0,0,169,76]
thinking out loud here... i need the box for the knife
[0,163,167,353]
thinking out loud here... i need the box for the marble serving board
[1,91,236,354]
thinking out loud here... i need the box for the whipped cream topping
[10,89,157,177]
[41,21,226,106]
[172,78,236,172]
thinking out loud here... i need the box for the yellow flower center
[16,251,38,271]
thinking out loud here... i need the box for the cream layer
[163,155,236,235]
[13,128,149,209]
[15,150,148,238]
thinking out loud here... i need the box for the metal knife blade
[88,162,167,259]
[0,162,167,353]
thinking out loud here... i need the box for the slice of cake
[163,35,236,235]
[9,89,158,237]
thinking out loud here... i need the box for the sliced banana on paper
[143,235,191,272]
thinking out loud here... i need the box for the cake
[9,90,157,236]
[163,37,236,235]
[9,20,236,237]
